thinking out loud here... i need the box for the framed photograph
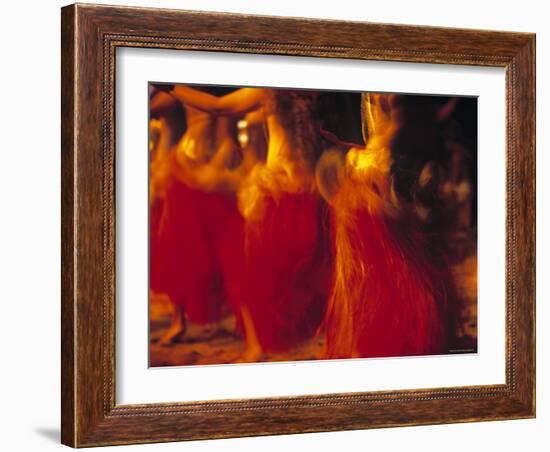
[61,3,535,447]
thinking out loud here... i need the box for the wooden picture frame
[61,3,535,447]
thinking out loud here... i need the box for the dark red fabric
[240,193,331,352]
[150,175,242,325]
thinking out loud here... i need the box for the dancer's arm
[170,86,264,116]
[150,91,177,116]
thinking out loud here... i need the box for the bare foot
[235,344,262,363]
[234,306,263,363]
[158,305,187,345]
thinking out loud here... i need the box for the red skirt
[211,192,246,332]
[150,177,241,325]
[240,192,331,353]
[325,186,451,358]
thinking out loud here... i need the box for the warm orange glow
[148,85,477,366]
[321,93,455,358]
[149,118,172,204]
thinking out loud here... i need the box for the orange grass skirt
[324,180,452,359]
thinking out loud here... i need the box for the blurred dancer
[168,86,331,360]
[149,86,244,344]
[317,93,456,358]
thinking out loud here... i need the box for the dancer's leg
[158,303,187,345]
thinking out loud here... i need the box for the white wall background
[0,0,545,450]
